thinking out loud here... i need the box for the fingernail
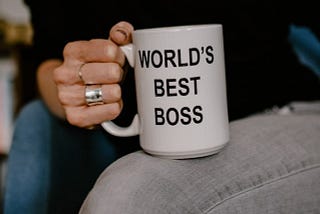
[116,28,128,41]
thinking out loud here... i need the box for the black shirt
[25,0,320,121]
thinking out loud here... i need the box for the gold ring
[78,63,86,83]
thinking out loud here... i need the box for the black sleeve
[24,0,68,67]
[284,0,320,38]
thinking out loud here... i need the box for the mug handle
[100,44,140,137]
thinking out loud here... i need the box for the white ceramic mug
[101,24,229,159]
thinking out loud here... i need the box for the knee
[10,100,55,152]
[15,100,52,126]
[80,151,186,214]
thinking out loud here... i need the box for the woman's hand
[53,21,134,128]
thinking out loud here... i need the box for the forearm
[37,59,66,119]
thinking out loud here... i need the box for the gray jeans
[80,102,320,214]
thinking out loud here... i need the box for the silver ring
[78,63,85,83]
[85,85,104,106]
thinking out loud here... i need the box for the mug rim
[133,24,222,34]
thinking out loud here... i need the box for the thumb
[109,21,134,45]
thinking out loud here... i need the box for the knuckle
[66,109,86,127]
[53,64,76,84]
[108,102,122,119]
[53,66,66,83]
[63,42,78,58]
[63,41,87,60]
[111,84,122,100]
[108,64,122,82]
[63,42,75,58]
[57,91,68,105]
[103,41,117,59]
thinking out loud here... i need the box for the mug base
[143,143,228,160]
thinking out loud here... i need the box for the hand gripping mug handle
[100,44,140,137]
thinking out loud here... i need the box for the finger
[63,39,126,66]
[109,21,134,45]
[53,62,80,85]
[58,84,121,106]
[65,101,123,127]
[78,62,124,84]
[57,84,83,106]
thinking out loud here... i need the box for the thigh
[80,113,320,214]
[4,100,55,214]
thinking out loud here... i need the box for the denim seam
[204,163,320,213]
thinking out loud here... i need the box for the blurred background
[0,0,32,211]
[0,0,32,153]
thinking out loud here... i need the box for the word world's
[138,45,214,68]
